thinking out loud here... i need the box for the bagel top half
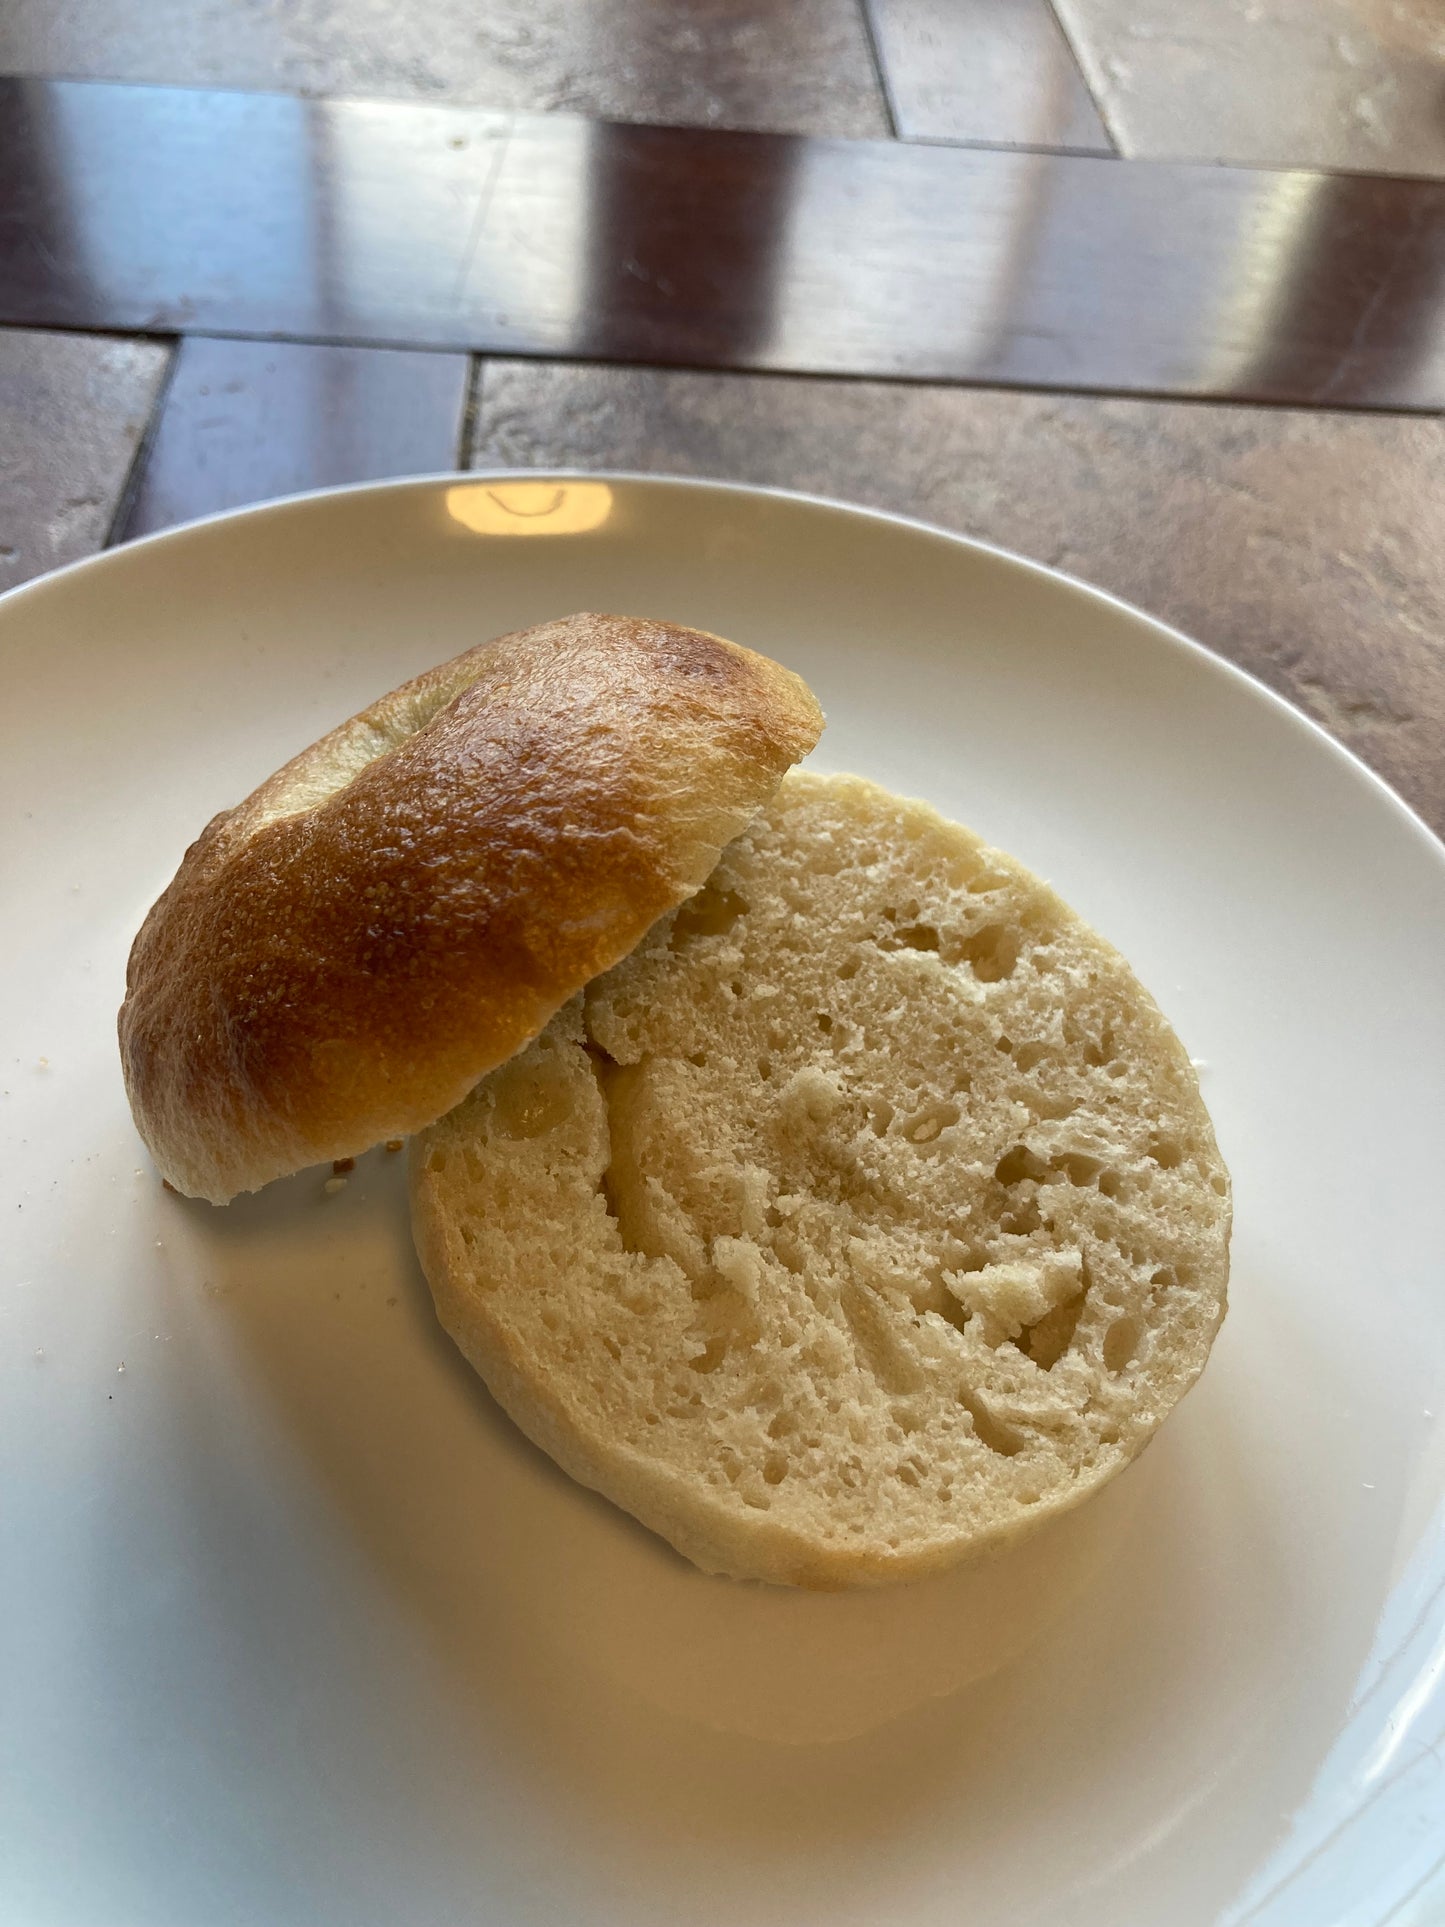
[119,613,823,1202]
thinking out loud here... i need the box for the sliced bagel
[411,771,1231,1588]
[120,614,822,1201]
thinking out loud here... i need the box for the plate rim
[5,465,1444,1926]
[4,464,1441,878]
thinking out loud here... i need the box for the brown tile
[0,326,168,592]
[866,0,1111,151]
[120,336,471,541]
[470,360,1445,833]
[0,0,887,139]
[1055,0,1445,176]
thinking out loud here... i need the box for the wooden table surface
[1,2,1440,832]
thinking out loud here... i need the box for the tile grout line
[1044,0,1123,156]
[456,355,485,469]
[856,0,902,141]
[103,333,184,548]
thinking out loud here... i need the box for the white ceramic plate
[3,475,1443,1927]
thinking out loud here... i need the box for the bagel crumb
[323,1176,348,1195]
[332,1157,355,1173]
[413,769,1231,1587]
[385,1140,404,1154]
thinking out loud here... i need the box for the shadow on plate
[155,1145,1324,1906]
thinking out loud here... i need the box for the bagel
[119,613,823,1202]
[411,771,1231,1588]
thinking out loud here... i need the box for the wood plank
[2,79,1443,408]
[865,0,1111,152]
[117,336,470,541]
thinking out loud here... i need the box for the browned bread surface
[120,613,823,1201]
[412,771,1231,1588]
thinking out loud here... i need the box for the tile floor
[2,0,1442,169]
[0,327,168,593]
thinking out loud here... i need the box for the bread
[411,771,1231,1588]
[119,614,822,1202]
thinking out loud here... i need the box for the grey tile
[121,337,470,540]
[0,327,169,593]
[470,359,1445,832]
[1054,0,1445,176]
[866,0,1111,151]
[0,0,889,139]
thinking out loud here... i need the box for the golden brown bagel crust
[119,613,823,1202]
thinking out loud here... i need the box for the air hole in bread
[1052,1152,1105,1187]
[1104,1317,1140,1373]
[1081,1025,1115,1068]
[670,881,749,947]
[757,1058,773,1080]
[1027,1091,1074,1122]
[869,1098,895,1138]
[1017,1287,1087,1370]
[966,867,1010,895]
[996,1033,1014,1055]
[961,923,1021,983]
[1001,1197,1043,1235]
[886,923,940,953]
[995,1143,1051,1187]
[958,1388,1024,1457]
[816,1012,833,1033]
[901,1100,960,1144]
[1098,1169,1123,1198]
[691,1335,730,1375]
[1151,1136,1184,1170]
[1013,1041,1050,1071]
[929,1288,973,1342]
[763,1454,789,1486]
[837,955,861,981]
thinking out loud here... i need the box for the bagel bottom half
[410,772,1231,1588]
